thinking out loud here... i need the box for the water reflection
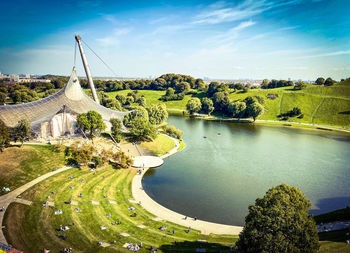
[143,116,350,225]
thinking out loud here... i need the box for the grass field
[3,166,238,252]
[0,145,65,195]
[102,80,350,128]
[1,142,349,252]
[140,134,175,156]
[318,229,350,253]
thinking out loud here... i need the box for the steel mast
[75,35,99,104]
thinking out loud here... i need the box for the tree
[162,125,183,139]
[244,96,255,105]
[115,94,127,105]
[315,77,325,85]
[129,116,157,141]
[236,184,319,253]
[165,87,175,96]
[13,119,31,147]
[186,98,202,115]
[0,92,6,105]
[324,77,335,86]
[77,111,106,139]
[111,150,132,168]
[69,143,96,166]
[0,119,10,151]
[212,92,230,112]
[261,79,269,89]
[110,118,122,143]
[247,102,264,121]
[294,81,306,90]
[137,96,146,107]
[147,103,168,125]
[175,81,190,93]
[123,106,149,127]
[229,101,246,119]
[201,97,214,115]
[195,78,205,90]
[125,95,134,105]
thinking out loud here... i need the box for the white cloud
[296,50,350,59]
[96,27,131,46]
[192,0,302,25]
[206,20,256,45]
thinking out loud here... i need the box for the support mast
[75,35,99,104]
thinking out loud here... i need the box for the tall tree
[14,119,31,147]
[77,111,106,139]
[0,92,6,105]
[110,118,123,143]
[247,102,264,121]
[294,81,306,90]
[115,94,127,105]
[237,184,319,253]
[129,116,157,141]
[123,106,149,127]
[315,77,325,85]
[147,103,168,125]
[229,101,246,119]
[0,119,10,151]
[186,98,202,115]
[201,97,214,115]
[324,77,335,86]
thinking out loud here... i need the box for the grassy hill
[103,80,350,128]
[0,145,65,195]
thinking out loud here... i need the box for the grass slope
[0,145,65,195]
[103,80,350,128]
[3,166,238,252]
[140,134,175,156]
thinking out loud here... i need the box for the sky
[0,0,349,80]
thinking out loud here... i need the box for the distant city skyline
[1,0,349,80]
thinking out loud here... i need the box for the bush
[162,125,183,139]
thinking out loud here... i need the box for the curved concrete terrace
[132,135,244,235]
[132,156,164,168]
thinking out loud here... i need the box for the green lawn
[3,166,238,252]
[318,229,350,253]
[140,134,175,156]
[0,145,65,195]
[103,89,205,110]
[100,80,350,128]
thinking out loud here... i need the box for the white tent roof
[0,67,128,128]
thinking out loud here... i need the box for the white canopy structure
[0,67,129,138]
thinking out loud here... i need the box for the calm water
[142,116,350,226]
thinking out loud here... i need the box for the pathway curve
[132,135,243,235]
[0,166,73,244]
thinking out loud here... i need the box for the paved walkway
[132,156,164,168]
[132,135,243,235]
[0,166,73,244]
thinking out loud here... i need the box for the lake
[142,116,350,226]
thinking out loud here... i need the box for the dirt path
[0,166,74,244]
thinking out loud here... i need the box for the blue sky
[0,0,349,80]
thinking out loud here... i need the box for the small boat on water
[218,133,221,135]
[203,136,207,138]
